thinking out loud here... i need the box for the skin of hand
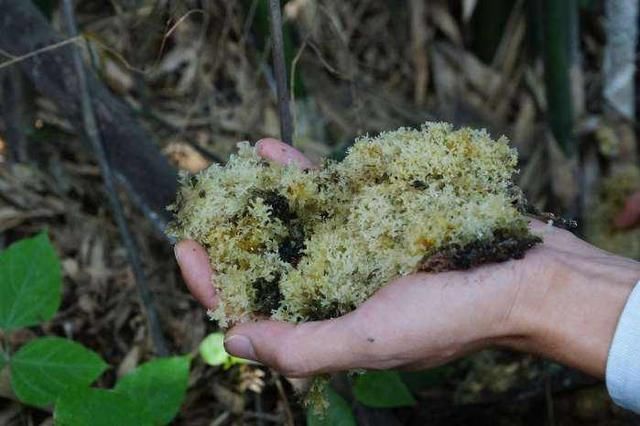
[174,138,640,379]
[614,190,640,229]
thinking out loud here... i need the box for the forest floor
[1,0,639,424]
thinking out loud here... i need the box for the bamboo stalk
[267,0,294,145]
[471,0,515,63]
[542,0,575,155]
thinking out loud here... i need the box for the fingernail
[224,335,257,361]
[255,138,271,153]
[173,243,182,262]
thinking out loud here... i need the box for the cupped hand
[175,139,640,379]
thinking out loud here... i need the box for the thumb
[223,315,380,377]
[256,138,315,170]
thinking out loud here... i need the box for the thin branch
[268,0,293,145]
[289,33,310,139]
[61,0,169,356]
[0,37,82,71]
[155,9,206,71]
[0,10,206,77]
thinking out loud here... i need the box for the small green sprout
[199,332,247,369]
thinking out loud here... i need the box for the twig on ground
[268,0,293,145]
[253,392,265,426]
[544,364,556,426]
[61,0,169,356]
[0,0,178,236]
[0,37,82,71]
[274,375,295,426]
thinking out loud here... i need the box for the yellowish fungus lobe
[168,123,540,327]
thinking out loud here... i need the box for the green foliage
[0,234,192,425]
[114,356,191,425]
[400,367,453,393]
[199,332,228,366]
[0,233,61,330]
[55,387,153,426]
[353,371,416,408]
[199,332,246,368]
[52,356,191,425]
[307,386,356,426]
[10,337,107,407]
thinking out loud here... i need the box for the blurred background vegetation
[0,0,639,424]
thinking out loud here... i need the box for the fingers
[174,138,313,310]
[527,218,548,231]
[174,240,218,309]
[223,315,382,377]
[614,190,640,229]
[256,138,315,170]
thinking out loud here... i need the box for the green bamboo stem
[471,0,515,63]
[542,0,576,155]
[268,0,294,145]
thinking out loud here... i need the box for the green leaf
[0,233,61,330]
[199,333,228,366]
[399,367,453,393]
[307,386,356,426]
[10,337,107,407]
[114,356,190,425]
[353,371,416,408]
[199,333,245,369]
[55,386,153,426]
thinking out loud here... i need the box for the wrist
[502,244,640,378]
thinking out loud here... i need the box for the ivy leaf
[307,386,356,426]
[55,387,153,426]
[11,337,107,407]
[353,371,416,408]
[114,356,191,425]
[0,233,61,330]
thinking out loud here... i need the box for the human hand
[175,139,640,378]
[614,190,640,229]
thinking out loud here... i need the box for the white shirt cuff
[606,280,640,413]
